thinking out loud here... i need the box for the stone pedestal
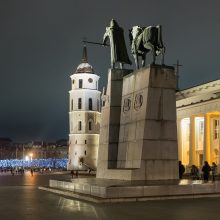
[97,65,179,180]
[96,69,133,179]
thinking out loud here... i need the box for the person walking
[190,165,200,180]
[202,161,211,182]
[70,170,74,178]
[30,168,34,177]
[211,162,217,181]
[76,170,79,178]
[179,161,185,179]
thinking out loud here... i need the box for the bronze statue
[103,19,131,69]
[129,25,165,69]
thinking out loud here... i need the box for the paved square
[1,172,220,220]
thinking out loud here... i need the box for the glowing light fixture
[29,153,33,161]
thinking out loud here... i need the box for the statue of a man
[103,19,131,69]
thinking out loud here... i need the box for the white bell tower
[67,46,101,170]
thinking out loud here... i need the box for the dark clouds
[1,0,220,141]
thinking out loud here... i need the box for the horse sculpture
[129,25,165,69]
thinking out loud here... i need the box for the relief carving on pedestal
[134,93,143,111]
[123,98,131,113]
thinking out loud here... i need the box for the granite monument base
[39,178,220,203]
[97,65,178,181]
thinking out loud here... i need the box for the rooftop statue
[129,25,165,69]
[103,19,132,69]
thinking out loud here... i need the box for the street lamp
[29,153,33,162]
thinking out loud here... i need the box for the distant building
[177,79,220,169]
[67,46,101,170]
[0,139,68,160]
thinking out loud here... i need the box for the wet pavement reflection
[1,173,220,220]
[0,171,71,186]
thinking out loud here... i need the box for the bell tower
[68,46,101,171]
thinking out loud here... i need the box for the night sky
[1,0,220,142]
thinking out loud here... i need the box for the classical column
[218,117,220,161]
[177,118,182,162]
[189,115,196,165]
[218,117,220,173]
[204,113,211,164]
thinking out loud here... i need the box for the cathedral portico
[177,79,220,170]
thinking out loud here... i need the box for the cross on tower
[173,60,183,91]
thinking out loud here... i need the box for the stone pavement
[1,173,220,220]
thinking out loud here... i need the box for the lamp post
[29,153,33,162]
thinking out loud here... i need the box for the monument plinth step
[39,178,220,203]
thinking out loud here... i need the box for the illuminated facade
[177,79,220,170]
[67,46,101,170]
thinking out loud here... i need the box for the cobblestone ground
[1,172,220,220]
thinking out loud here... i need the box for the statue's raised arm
[103,19,131,69]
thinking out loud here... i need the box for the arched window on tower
[79,79,83,88]
[89,98,93,110]
[89,120,92,131]
[78,121,82,131]
[78,98,82,109]
[71,99,73,111]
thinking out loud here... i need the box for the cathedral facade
[67,46,101,170]
[177,79,220,170]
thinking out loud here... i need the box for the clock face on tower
[88,78,93,83]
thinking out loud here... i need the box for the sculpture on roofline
[129,25,165,69]
[103,19,132,69]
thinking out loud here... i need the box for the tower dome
[76,62,94,74]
